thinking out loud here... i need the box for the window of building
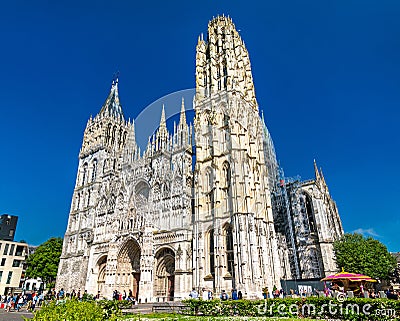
[0,271,2,282]
[3,244,9,255]
[225,225,235,277]
[15,245,25,256]
[0,258,5,266]
[209,229,215,278]
[91,159,98,182]
[9,229,14,237]
[82,163,88,186]
[305,193,316,233]
[9,244,15,256]
[6,271,12,284]
[12,260,21,268]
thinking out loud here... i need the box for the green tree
[26,237,63,286]
[333,233,396,280]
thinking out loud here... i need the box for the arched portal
[97,255,107,296]
[116,239,141,300]
[154,248,175,301]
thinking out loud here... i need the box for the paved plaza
[0,309,33,320]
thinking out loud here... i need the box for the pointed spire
[313,159,321,181]
[320,167,328,188]
[160,104,166,127]
[156,104,169,147]
[98,78,124,121]
[179,97,187,125]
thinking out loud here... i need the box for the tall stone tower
[192,16,282,297]
[56,79,136,291]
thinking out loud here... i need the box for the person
[60,288,65,299]
[16,295,23,312]
[387,288,398,300]
[202,288,209,300]
[208,289,213,300]
[6,294,12,312]
[238,290,243,300]
[220,290,229,301]
[113,290,119,300]
[231,289,238,300]
[369,290,376,299]
[38,292,44,306]
[31,295,38,312]
[189,288,199,299]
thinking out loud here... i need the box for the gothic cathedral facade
[56,16,343,301]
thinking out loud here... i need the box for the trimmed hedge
[182,297,400,320]
[24,299,125,321]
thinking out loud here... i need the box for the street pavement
[0,309,33,320]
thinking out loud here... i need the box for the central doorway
[116,239,141,300]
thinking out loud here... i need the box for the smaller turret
[153,105,171,152]
[174,98,190,149]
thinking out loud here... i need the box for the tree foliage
[333,233,396,280]
[26,237,63,284]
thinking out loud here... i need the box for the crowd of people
[189,288,243,301]
[1,291,44,313]
[112,289,137,303]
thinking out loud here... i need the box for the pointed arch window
[209,229,215,278]
[222,162,231,213]
[203,71,208,96]
[304,193,316,233]
[87,189,91,207]
[91,159,98,182]
[309,248,321,278]
[225,225,235,277]
[111,126,117,145]
[222,60,228,89]
[76,193,81,211]
[206,168,213,190]
[106,123,112,145]
[222,162,231,188]
[82,163,88,186]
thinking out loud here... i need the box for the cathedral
[56,16,343,301]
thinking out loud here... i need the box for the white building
[0,240,29,295]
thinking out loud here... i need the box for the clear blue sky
[0,1,399,251]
